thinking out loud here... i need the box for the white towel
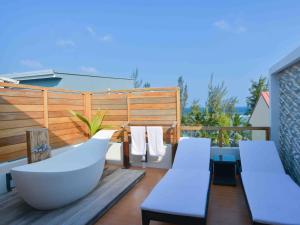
[130,126,146,156]
[147,126,164,156]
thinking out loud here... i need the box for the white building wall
[249,96,270,140]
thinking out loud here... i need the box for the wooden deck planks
[0,168,145,225]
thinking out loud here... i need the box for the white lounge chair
[172,137,211,170]
[141,137,211,225]
[11,130,116,210]
[239,141,300,225]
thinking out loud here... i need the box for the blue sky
[1,1,300,106]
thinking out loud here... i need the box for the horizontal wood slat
[48,110,84,118]
[0,143,27,161]
[129,97,176,104]
[47,92,83,100]
[91,99,127,105]
[48,98,83,105]
[49,128,86,137]
[0,105,44,112]
[92,110,128,116]
[48,122,86,131]
[92,93,128,100]
[129,109,176,116]
[103,115,128,121]
[0,134,26,147]
[48,117,81,125]
[50,137,87,149]
[50,133,85,143]
[92,104,127,110]
[0,89,43,97]
[0,96,43,105]
[0,126,41,139]
[129,103,176,110]
[48,105,83,111]
[0,119,44,130]
[0,112,44,121]
[128,92,176,98]
[129,115,177,121]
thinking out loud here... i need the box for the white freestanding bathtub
[11,130,116,210]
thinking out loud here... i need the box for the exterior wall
[270,47,300,184]
[18,73,134,92]
[51,73,134,92]
[249,96,270,140]
[277,62,300,184]
[20,78,61,87]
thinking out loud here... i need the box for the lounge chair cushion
[239,141,285,174]
[172,137,211,170]
[242,171,300,225]
[141,169,210,218]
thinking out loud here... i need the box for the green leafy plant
[70,110,106,138]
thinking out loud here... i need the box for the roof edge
[269,46,300,75]
[0,69,133,81]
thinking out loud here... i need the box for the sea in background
[184,106,249,115]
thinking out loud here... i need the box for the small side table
[212,155,237,186]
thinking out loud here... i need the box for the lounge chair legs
[141,210,206,225]
[141,210,150,225]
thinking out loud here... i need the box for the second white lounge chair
[141,137,211,225]
[239,141,300,225]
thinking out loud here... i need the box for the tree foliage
[246,76,269,114]
[143,82,151,88]
[131,68,151,88]
[182,75,244,145]
[177,76,188,116]
[131,68,143,88]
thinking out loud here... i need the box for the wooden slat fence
[0,83,180,162]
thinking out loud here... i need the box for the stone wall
[278,61,300,184]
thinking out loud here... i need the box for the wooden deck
[0,168,145,225]
[96,167,252,225]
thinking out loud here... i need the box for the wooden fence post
[84,92,92,121]
[122,128,130,168]
[265,127,270,141]
[176,88,181,142]
[127,93,130,123]
[218,128,223,147]
[43,89,48,128]
[171,126,178,164]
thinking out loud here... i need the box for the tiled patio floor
[96,167,252,225]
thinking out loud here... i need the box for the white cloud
[99,34,112,42]
[213,20,230,31]
[56,39,75,47]
[20,59,43,69]
[80,66,98,74]
[213,19,247,33]
[86,26,113,42]
[236,25,247,33]
[86,26,96,36]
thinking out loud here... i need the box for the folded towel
[147,126,165,157]
[130,126,146,156]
